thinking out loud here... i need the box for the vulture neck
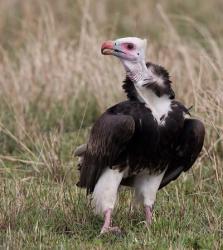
[121,60,149,84]
[121,60,172,123]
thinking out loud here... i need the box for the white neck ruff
[121,60,172,124]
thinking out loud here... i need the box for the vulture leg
[144,205,153,225]
[100,208,121,234]
[159,119,205,189]
[134,170,166,225]
[92,167,124,234]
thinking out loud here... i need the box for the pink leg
[100,208,121,234]
[145,205,153,225]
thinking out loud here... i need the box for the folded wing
[78,113,135,194]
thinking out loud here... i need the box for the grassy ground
[0,0,223,249]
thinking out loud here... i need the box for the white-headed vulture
[75,37,205,234]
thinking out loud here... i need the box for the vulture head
[101,37,175,100]
[101,37,147,63]
[101,37,149,84]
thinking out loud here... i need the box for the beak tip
[101,40,114,55]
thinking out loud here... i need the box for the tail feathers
[74,144,87,157]
[158,166,185,189]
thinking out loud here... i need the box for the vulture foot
[100,226,122,235]
[100,208,121,235]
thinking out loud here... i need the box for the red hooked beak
[101,40,114,55]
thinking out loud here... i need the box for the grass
[0,0,223,249]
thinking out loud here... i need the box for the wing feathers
[79,113,135,193]
[159,119,205,189]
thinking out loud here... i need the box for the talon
[100,226,122,235]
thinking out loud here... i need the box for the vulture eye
[126,43,134,50]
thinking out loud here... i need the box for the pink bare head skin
[101,37,147,62]
[101,37,149,84]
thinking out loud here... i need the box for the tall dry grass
[0,1,222,174]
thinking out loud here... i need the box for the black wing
[119,119,205,189]
[159,119,205,189]
[78,112,135,194]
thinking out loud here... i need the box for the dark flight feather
[159,119,205,188]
